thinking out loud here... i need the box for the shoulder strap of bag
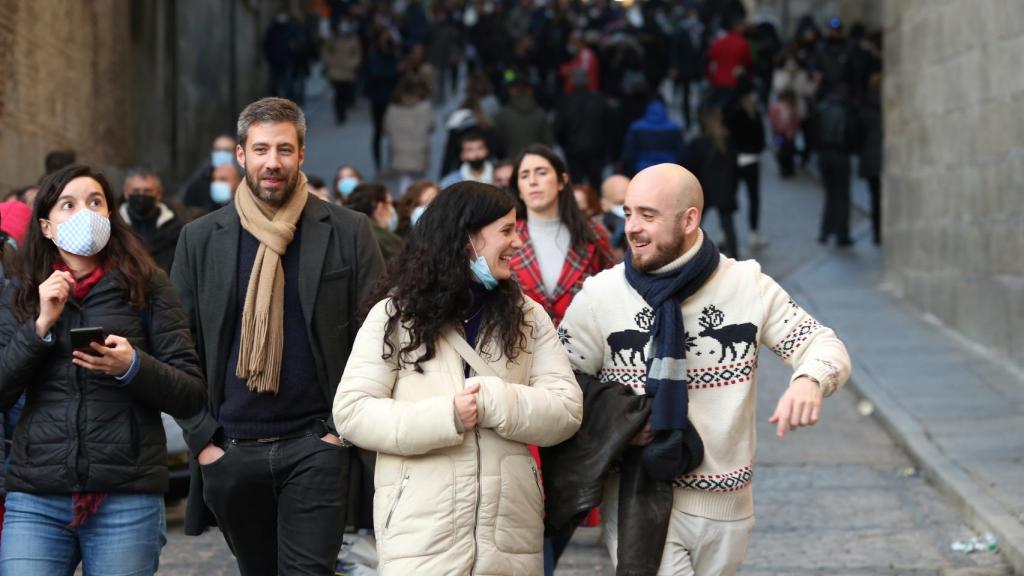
[442,327,498,378]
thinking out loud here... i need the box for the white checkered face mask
[52,209,111,257]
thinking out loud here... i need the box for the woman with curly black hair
[333,181,582,576]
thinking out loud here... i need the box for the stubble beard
[630,234,688,272]
[244,165,299,207]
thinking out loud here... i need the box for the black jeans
[737,162,761,231]
[818,151,852,243]
[865,174,881,244]
[776,136,796,178]
[707,206,738,259]
[331,81,355,123]
[371,99,388,170]
[201,433,349,576]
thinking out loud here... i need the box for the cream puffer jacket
[334,297,583,575]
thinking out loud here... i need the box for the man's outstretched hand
[768,376,822,437]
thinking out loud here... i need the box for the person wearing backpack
[814,86,858,246]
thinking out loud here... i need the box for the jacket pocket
[494,454,544,554]
[373,456,456,562]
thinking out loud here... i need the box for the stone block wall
[0,0,135,191]
[883,0,1024,371]
[0,0,274,195]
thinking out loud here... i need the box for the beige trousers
[600,476,755,576]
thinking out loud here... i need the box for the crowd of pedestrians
[257,0,883,263]
[0,1,885,575]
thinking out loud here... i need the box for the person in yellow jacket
[334,181,583,576]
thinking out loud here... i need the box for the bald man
[600,174,630,251]
[559,164,851,575]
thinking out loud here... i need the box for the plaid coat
[511,220,617,327]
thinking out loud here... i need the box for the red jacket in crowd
[707,31,752,88]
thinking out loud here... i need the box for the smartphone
[69,327,107,356]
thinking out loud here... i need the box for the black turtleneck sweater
[219,222,329,439]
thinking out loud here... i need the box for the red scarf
[52,259,112,526]
[52,259,112,301]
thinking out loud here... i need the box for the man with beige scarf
[170,97,384,575]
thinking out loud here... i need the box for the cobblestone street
[154,84,1009,574]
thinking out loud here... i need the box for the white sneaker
[749,231,767,248]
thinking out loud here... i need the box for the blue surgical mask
[210,181,233,205]
[50,209,111,257]
[468,237,498,290]
[387,210,398,232]
[337,177,359,197]
[610,204,626,219]
[410,205,427,226]
[211,150,235,168]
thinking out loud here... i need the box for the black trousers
[707,206,739,259]
[201,433,349,576]
[677,80,694,128]
[737,162,761,231]
[331,81,355,123]
[865,174,881,244]
[776,136,796,178]
[371,99,388,170]
[818,151,852,243]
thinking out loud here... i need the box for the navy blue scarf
[624,233,719,432]
[624,233,719,480]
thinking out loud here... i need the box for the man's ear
[235,144,245,167]
[682,206,701,236]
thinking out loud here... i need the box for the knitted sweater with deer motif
[559,232,851,521]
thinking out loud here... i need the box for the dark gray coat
[170,195,384,535]
[0,269,206,494]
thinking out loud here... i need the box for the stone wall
[0,0,273,195]
[883,0,1024,371]
[0,0,134,191]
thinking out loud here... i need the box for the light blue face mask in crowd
[468,237,498,290]
[48,209,111,257]
[337,177,359,197]
[211,150,235,168]
[410,205,427,226]
[387,210,398,232]
[610,204,626,219]
[210,181,233,205]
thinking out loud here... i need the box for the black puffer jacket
[0,268,205,494]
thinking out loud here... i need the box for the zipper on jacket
[384,474,409,530]
[531,463,543,500]
[70,307,86,489]
[471,427,482,575]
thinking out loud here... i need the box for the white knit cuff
[791,359,842,396]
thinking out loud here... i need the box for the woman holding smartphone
[334,181,582,575]
[0,165,206,575]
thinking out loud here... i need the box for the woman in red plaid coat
[509,145,617,328]
[509,145,615,573]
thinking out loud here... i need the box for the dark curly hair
[363,181,528,371]
[13,165,158,324]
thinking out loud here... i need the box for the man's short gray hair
[237,97,306,148]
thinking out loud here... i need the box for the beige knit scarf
[234,172,309,394]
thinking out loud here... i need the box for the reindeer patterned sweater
[559,238,851,522]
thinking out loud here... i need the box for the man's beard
[244,165,300,206]
[629,233,688,272]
